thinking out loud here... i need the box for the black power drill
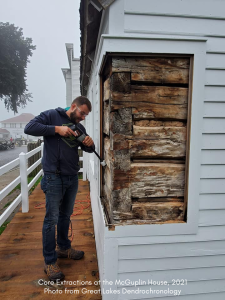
[69,124,106,167]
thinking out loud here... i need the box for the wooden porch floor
[0,180,102,300]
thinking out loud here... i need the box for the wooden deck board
[0,180,102,299]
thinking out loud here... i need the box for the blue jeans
[41,173,78,265]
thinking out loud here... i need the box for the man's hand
[55,126,80,137]
[82,136,94,147]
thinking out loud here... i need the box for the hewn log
[103,78,111,101]
[134,120,186,127]
[133,125,187,142]
[112,85,188,104]
[132,202,184,221]
[132,103,187,120]
[111,72,131,93]
[110,133,186,158]
[112,57,189,84]
[110,108,132,134]
[130,163,185,198]
[103,101,110,135]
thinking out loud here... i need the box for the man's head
[68,96,92,124]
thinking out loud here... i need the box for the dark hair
[72,96,92,112]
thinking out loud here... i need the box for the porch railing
[0,143,84,227]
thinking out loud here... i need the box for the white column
[19,152,29,213]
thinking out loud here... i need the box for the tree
[0,22,36,113]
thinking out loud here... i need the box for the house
[0,113,36,140]
[0,128,10,139]
[62,43,80,107]
[80,0,225,299]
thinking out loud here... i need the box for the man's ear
[71,103,76,110]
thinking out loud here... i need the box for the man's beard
[70,109,82,124]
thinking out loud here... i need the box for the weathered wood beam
[130,163,185,198]
[110,108,132,134]
[132,202,184,221]
[97,0,116,9]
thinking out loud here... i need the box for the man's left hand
[82,136,94,147]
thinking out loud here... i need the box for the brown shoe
[56,246,84,260]
[44,262,65,282]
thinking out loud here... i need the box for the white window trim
[98,35,207,237]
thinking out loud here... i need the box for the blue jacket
[24,107,94,175]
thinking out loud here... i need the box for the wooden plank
[130,163,185,198]
[112,57,190,84]
[132,202,184,222]
[132,103,187,120]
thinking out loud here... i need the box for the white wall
[84,0,225,299]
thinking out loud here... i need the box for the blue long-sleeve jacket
[24,107,95,175]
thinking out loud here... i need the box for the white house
[0,128,10,139]
[62,43,80,107]
[0,113,35,140]
[80,1,225,300]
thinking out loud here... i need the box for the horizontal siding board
[205,86,225,102]
[200,165,225,178]
[199,194,225,210]
[207,37,225,52]
[117,226,225,247]
[118,267,225,286]
[125,14,225,37]
[202,118,225,133]
[201,150,225,164]
[119,241,225,260]
[119,255,225,273]
[206,54,225,69]
[203,103,225,117]
[152,291,225,300]
[199,210,225,226]
[117,279,225,299]
[200,179,225,193]
[205,70,225,86]
[125,0,225,19]
[202,134,225,149]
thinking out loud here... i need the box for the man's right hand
[55,126,80,137]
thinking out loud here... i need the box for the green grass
[3,201,13,209]
[0,221,10,235]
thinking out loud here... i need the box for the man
[24,96,94,282]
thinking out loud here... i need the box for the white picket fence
[0,143,84,227]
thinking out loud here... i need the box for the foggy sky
[0,0,80,122]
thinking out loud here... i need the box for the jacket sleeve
[77,124,95,153]
[24,110,55,137]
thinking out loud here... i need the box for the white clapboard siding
[199,210,225,227]
[124,14,225,37]
[202,134,225,149]
[200,179,225,193]
[201,150,225,164]
[205,86,225,102]
[202,119,225,134]
[119,241,225,260]
[200,165,225,178]
[203,103,225,117]
[152,292,225,300]
[199,194,225,210]
[205,70,225,86]
[117,266,225,285]
[118,255,225,273]
[206,53,225,69]
[125,0,225,18]
[117,279,225,300]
